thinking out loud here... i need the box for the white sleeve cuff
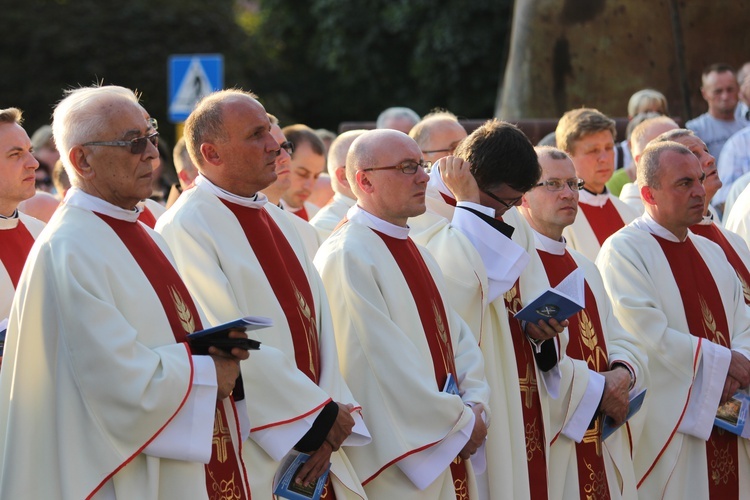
[250,408,322,461]
[562,370,605,442]
[397,409,474,490]
[678,342,731,440]
[143,355,217,463]
[342,410,371,447]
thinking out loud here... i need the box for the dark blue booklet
[602,388,647,440]
[514,267,585,324]
[186,316,271,354]
[273,451,330,500]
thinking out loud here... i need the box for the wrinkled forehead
[539,156,576,179]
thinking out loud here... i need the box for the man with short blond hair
[556,108,639,261]
[598,141,750,498]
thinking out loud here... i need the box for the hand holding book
[186,316,271,355]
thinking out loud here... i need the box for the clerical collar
[632,212,685,242]
[347,205,410,239]
[579,187,610,207]
[696,212,714,226]
[0,209,19,220]
[532,229,567,255]
[196,175,266,208]
[65,187,141,222]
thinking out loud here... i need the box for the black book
[186,316,271,355]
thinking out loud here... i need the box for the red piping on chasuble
[690,223,750,305]
[538,249,610,500]
[373,229,469,500]
[653,234,738,499]
[95,213,249,500]
[220,200,321,383]
[578,198,626,245]
[0,220,35,288]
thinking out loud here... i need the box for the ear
[69,146,94,181]
[200,143,222,167]
[355,169,375,194]
[641,185,656,206]
[335,166,350,188]
[520,192,531,209]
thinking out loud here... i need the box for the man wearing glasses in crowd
[409,119,598,500]
[409,110,468,164]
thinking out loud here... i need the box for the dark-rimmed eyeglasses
[362,159,432,175]
[279,140,294,156]
[482,189,523,210]
[83,131,160,155]
[422,146,457,155]
[534,178,586,192]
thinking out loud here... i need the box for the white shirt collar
[64,187,141,222]
[631,211,685,242]
[196,174,267,209]
[0,209,18,220]
[532,229,567,255]
[427,165,455,200]
[578,187,611,207]
[346,205,410,240]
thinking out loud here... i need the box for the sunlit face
[270,124,291,190]
[282,141,325,209]
[78,101,158,210]
[569,130,615,193]
[647,151,706,236]
[0,122,39,216]
[701,70,739,118]
[421,120,467,164]
[672,134,719,203]
[205,96,280,197]
[356,136,430,226]
[521,155,578,240]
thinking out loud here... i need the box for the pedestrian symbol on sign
[168,54,223,123]
[169,58,213,118]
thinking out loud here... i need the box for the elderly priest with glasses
[0,85,253,499]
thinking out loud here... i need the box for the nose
[276,148,291,165]
[27,154,40,170]
[266,133,280,153]
[705,152,716,169]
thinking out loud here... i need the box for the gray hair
[637,141,693,190]
[376,106,420,130]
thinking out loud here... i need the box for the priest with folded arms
[597,141,750,499]
[157,89,369,499]
[518,146,647,500]
[314,128,490,499]
[0,85,251,499]
[0,108,45,325]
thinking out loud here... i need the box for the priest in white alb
[556,108,639,261]
[0,107,45,324]
[314,128,490,499]
[597,141,750,499]
[310,129,365,240]
[156,89,369,499]
[0,86,252,499]
[519,146,647,500]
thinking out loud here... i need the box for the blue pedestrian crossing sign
[168,54,223,123]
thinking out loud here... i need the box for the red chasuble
[654,234,739,499]
[578,199,626,246]
[221,201,336,499]
[137,206,158,229]
[0,220,35,288]
[538,250,611,500]
[504,280,549,500]
[95,213,249,500]
[690,223,750,305]
[374,229,469,500]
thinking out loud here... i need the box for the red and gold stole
[137,206,158,229]
[578,198,626,246]
[221,200,320,383]
[0,220,35,288]
[95,213,249,500]
[504,278,549,500]
[538,249,611,500]
[654,234,739,499]
[374,229,469,500]
[690,223,750,305]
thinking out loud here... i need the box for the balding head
[328,129,366,198]
[409,111,468,163]
[347,129,429,226]
[630,116,679,163]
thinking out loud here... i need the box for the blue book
[601,388,647,440]
[715,390,750,436]
[274,452,330,500]
[0,318,8,357]
[514,267,585,324]
[186,316,271,354]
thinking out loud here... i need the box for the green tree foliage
[1,0,511,139]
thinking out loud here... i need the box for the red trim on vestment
[250,398,333,432]
[578,199,626,246]
[0,219,35,288]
